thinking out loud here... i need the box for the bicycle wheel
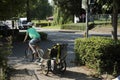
[37,49,44,59]
[41,59,50,75]
[60,60,66,73]
[25,47,34,62]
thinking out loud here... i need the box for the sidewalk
[8,28,115,80]
[8,57,101,80]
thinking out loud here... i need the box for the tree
[0,0,26,20]
[53,0,83,25]
[0,0,52,20]
[30,0,53,20]
[54,0,82,16]
[97,0,120,40]
[112,0,119,40]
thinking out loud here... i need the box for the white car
[18,18,29,29]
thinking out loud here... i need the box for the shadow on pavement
[61,70,100,80]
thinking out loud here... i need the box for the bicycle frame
[33,45,44,60]
[25,41,44,62]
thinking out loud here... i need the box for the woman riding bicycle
[23,22,41,59]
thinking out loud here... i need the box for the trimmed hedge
[61,23,95,30]
[61,23,86,30]
[36,23,49,27]
[0,36,12,80]
[13,32,48,42]
[0,29,19,37]
[74,37,120,75]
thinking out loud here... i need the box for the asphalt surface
[8,28,115,80]
[11,29,83,67]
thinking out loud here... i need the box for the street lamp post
[86,0,89,38]
[82,0,95,38]
[82,0,89,37]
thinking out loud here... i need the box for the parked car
[0,21,11,37]
[18,18,29,29]
[0,21,10,30]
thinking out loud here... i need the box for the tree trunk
[26,0,31,22]
[112,0,118,41]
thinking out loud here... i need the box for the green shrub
[0,36,12,80]
[61,23,95,30]
[61,23,86,30]
[74,37,120,75]
[39,32,47,40]
[36,23,49,27]
[14,32,48,42]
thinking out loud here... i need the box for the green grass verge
[42,25,61,29]
[32,20,120,29]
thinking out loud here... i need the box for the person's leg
[29,39,36,53]
[29,38,40,58]
[29,43,38,60]
[29,43,36,53]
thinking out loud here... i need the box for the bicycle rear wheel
[36,49,44,60]
[25,47,34,62]
[60,60,66,73]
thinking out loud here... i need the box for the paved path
[8,57,100,80]
[8,28,114,80]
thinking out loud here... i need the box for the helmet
[27,22,33,26]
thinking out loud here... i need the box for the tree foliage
[54,0,83,16]
[0,0,26,20]
[96,0,120,40]
[0,0,52,20]
[53,0,83,25]
[96,0,120,14]
[30,0,53,20]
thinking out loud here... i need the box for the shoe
[33,51,36,54]
[34,59,40,64]
[40,58,43,63]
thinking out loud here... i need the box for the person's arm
[23,32,28,42]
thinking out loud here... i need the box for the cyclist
[23,22,41,59]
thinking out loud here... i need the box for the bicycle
[24,41,44,62]
[25,42,67,75]
[41,43,67,75]
[41,57,67,75]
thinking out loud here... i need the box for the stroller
[41,43,68,75]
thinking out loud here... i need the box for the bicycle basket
[49,43,68,60]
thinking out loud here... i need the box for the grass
[94,20,111,24]
[42,25,61,29]
[33,20,120,30]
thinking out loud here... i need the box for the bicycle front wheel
[37,49,44,59]
[25,47,34,62]
[41,59,50,75]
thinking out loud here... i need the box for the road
[12,28,116,67]
[11,28,83,67]
[8,28,107,80]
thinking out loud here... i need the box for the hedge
[61,23,86,30]
[0,36,12,80]
[74,37,120,75]
[13,32,48,42]
[0,29,19,37]
[36,23,49,27]
[61,23,95,30]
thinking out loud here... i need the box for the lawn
[33,20,120,31]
